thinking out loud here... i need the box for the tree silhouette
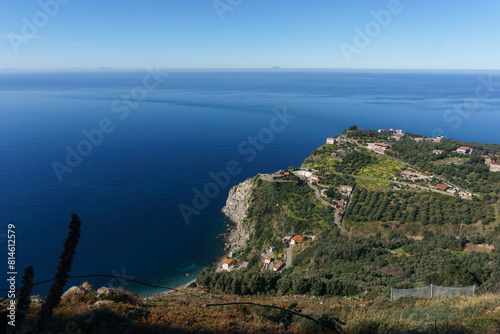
[36,213,81,333]
[15,265,35,333]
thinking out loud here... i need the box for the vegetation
[3,129,499,333]
[4,284,498,333]
[218,128,499,301]
[345,188,495,225]
[36,213,82,332]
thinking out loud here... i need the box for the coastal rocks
[96,287,118,300]
[93,300,113,308]
[61,286,86,299]
[222,177,254,224]
[221,177,256,250]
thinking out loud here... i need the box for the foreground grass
[11,286,500,333]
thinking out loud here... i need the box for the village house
[393,133,406,140]
[433,149,444,155]
[310,175,320,183]
[326,137,338,145]
[456,146,472,154]
[222,258,233,271]
[460,191,473,199]
[290,235,303,245]
[335,200,346,209]
[414,138,426,142]
[367,142,391,154]
[400,170,421,181]
[428,137,443,143]
[273,262,285,271]
[378,129,403,135]
[490,162,500,172]
[435,184,449,191]
[264,256,272,265]
[339,185,353,194]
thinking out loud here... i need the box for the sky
[0,0,499,70]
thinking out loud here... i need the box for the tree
[36,213,82,332]
[16,265,35,333]
[348,125,358,131]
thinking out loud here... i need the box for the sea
[1,70,500,296]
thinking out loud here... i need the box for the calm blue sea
[1,70,499,296]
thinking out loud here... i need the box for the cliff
[221,177,256,251]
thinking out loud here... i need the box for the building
[435,184,449,191]
[273,262,285,271]
[378,129,403,134]
[456,146,472,154]
[222,258,233,271]
[447,188,457,195]
[290,235,303,245]
[393,134,406,140]
[414,137,426,142]
[310,175,320,183]
[335,200,346,209]
[490,162,500,172]
[339,185,353,193]
[367,142,391,154]
[459,191,473,199]
[264,256,272,264]
[433,150,444,155]
[400,170,422,180]
[326,137,337,145]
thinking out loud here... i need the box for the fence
[391,284,475,301]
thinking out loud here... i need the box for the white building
[326,137,337,145]
[222,259,233,271]
[456,146,472,154]
[490,162,500,172]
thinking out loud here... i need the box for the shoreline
[149,278,198,298]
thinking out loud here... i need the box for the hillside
[6,283,499,333]
[202,127,500,298]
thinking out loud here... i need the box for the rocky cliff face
[221,177,256,250]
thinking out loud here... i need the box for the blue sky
[1,0,499,70]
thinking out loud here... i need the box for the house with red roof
[273,262,285,271]
[435,184,449,191]
[290,235,303,245]
[456,146,472,154]
[222,258,233,271]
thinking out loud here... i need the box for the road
[307,182,351,236]
[285,245,292,268]
[346,136,468,194]
[324,171,460,199]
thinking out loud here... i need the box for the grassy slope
[16,287,500,333]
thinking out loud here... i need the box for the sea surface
[1,70,500,296]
